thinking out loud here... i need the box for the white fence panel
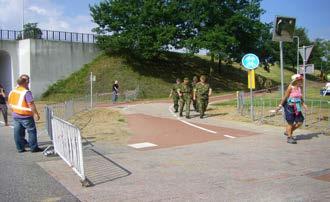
[52,116,85,182]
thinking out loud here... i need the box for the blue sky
[0,0,329,40]
[261,0,330,40]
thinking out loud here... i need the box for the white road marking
[168,105,217,134]
[0,121,13,128]
[128,142,158,149]
[224,135,236,139]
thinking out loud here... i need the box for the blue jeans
[13,117,38,151]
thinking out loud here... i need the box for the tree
[90,0,183,58]
[18,23,42,40]
[281,27,310,70]
[180,0,266,73]
[90,0,267,63]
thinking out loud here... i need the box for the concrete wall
[29,40,99,97]
[0,39,100,98]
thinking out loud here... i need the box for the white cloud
[28,5,47,15]
[0,0,96,33]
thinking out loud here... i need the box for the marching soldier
[194,75,212,118]
[169,78,181,113]
[192,76,199,112]
[178,77,192,119]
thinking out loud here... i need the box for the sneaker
[179,113,183,117]
[287,137,297,144]
[200,115,203,119]
[31,147,44,153]
[284,133,296,140]
[174,110,178,113]
[18,149,26,153]
[185,116,190,119]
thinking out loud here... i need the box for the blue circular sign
[241,53,260,70]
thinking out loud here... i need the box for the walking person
[8,76,42,152]
[169,78,181,113]
[194,75,212,119]
[0,84,9,126]
[192,76,199,112]
[177,77,192,119]
[275,74,308,144]
[112,80,119,103]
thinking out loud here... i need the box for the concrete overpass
[0,30,100,98]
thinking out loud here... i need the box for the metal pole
[280,41,284,97]
[294,36,300,73]
[303,46,307,126]
[22,0,24,39]
[90,72,93,109]
[250,87,254,121]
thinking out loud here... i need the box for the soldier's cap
[184,77,189,81]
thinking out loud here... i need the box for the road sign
[299,45,314,62]
[242,53,259,70]
[272,16,296,42]
[248,70,256,89]
[299,64,314,74]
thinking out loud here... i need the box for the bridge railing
[0,29,96,43]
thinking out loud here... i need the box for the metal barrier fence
[42,88,138,185]
[237,93,330,133]
[0,29,96,43]
[51,115,86,183]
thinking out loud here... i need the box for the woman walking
[0,84,9,126]
[276,74,308,144]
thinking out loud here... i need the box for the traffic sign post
[299,64,314,74]
[299,45,313,126]
[90,72,96,109]
[242,53,259,121]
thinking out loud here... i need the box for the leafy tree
[281,27,310,71]
[90,0,183,58]
[18,23,42,40]
[90,0,267,65]
[179,0,266,73]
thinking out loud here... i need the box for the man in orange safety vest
[8,75,42,153]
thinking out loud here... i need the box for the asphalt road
[0,124,78,202]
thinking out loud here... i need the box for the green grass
[41,51,328,102]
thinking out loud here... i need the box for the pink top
[289,86,302,98]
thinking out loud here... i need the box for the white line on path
[128,142,158,149]
[168,105,217,134]
[224,135,236,139]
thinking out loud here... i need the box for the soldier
[192,76,199,112]
[177,77,192,119]
[169,78,181,113]
[194,75,212,118]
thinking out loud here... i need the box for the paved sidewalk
[37,102,330,201]
[0,124,78,202]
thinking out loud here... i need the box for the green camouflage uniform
[171,83,181,112]
[195,82,210,117]
[192,81,198,112]
[178,83,192,117]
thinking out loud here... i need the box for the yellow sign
[248,70,255,89]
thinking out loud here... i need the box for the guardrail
[0,29,96,43]
[51,114,86,184]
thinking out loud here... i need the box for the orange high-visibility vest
[8,86,33,116]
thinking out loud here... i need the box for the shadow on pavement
[207,113,228,117]
[84,148,131,187]
[295,133,324,141]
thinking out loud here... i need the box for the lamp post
[22,0,25,39]
[293,36,299,73]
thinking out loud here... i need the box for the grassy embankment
[41,52,282,102]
